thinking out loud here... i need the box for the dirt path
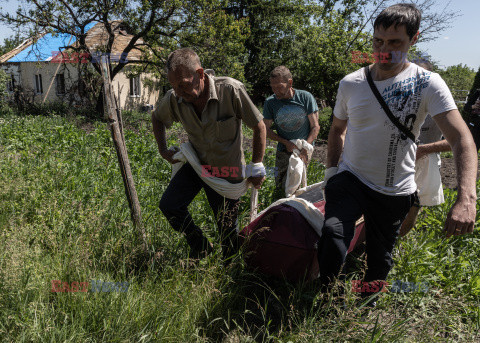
[243,138,478,189]
[438,157,480,190]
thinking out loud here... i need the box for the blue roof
[7,22,97,62]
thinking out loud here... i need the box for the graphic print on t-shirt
[380,71,431,187]
[275,104,307,132]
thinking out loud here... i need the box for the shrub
[0,69,7,109]
[318,107,332,140]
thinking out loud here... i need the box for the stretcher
[241,182,365,282]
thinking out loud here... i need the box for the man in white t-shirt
[318,3,477,301]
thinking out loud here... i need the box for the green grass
[0,110,480,342]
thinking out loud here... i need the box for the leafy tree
[223,0,458,105]
[467,67,480,103]
[224,0,309,101]
[0,0,248,110]
[0,33,24,57]
[437,64,475,102]
[0,68,7,108]
[0,0,461,110]
[145,1,249,84]
[293,8,371,107]
[224,0,371,103]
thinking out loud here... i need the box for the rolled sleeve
[305,92,319,114]
[263,99,274,120]
[152,90,178,128]
[333,81,348,120]
[234,84,263,127]
[426,74,457,117]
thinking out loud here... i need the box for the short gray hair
[166,48,201,73]
[270,66,292,82]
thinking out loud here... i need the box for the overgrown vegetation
[0,68,7,109]
[318,107,333,141]
[468,67,480,104]
[0,0,461,107]
[0,110,479,341]
[437,64,476,105]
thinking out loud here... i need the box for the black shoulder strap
[364,66,417,144]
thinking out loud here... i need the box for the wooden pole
[100,58,148,254]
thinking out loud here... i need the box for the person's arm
[433,109,477,237]
[416,139,451,160]
[306,111,320,145]
[297,111,320,163]
[327,116,347,168]
[264,118,297,152]
[151,113,179,164]
[233,84,267,188]
[246,120,267,189]
[251,120,266,163]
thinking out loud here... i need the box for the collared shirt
[153,74,263,182]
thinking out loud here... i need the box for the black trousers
[159,163,240,257]
[318,171,415,287]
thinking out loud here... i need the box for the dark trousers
[159,163,240,258]
[272,149,292,201]
[318,171,414,289]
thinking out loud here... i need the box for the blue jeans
[159,163,240,258]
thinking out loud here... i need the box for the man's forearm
[452,136,477,201]
[266,128,290,147]
[419,139,451,155]
[152,114,168,154]
[306,125,320,145]
[306,111,320,145]
[252,121,267,163]
[326,126,345,168]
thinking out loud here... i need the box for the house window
[129,76,140,97]
[34,74,43,94]
[7,74,15,92]
[56,74,65,95]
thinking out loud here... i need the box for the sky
[410,0,480,70]
[0,0,479,70]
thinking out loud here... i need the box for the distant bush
[318,107,333,140]
[7,99,99,119]
[0,69,7,109]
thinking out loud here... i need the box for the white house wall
[3,61,161,111]
[1,63,21,89]
[112,71,160,111]
[18,62,80,103]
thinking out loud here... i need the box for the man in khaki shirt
[152,48,266,261]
